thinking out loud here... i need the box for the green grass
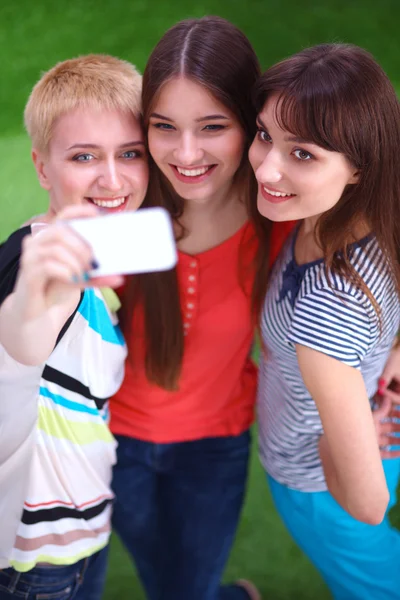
[0,1,399,597]
[104,439,331,600]
[0,0,399,142]
[103,435,400,599]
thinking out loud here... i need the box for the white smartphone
[66,207,177,277]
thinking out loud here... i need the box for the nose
[173,132,204,165]
[255,149,283,184]
[99,159,123,192]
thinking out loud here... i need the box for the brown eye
[294,149,313,161]
[257,128,272,143]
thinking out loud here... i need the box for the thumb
[374,393,392,420]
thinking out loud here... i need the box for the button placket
[183,259,198,335]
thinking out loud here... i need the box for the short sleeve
[288,287,375,368]
[0,226,31,306]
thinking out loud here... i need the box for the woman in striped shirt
[249,44,400,599]
[0,55,148,599]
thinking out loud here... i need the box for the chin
[256,200,286,222]
[176,190,214,204]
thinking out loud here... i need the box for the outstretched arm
[0,205,122,365]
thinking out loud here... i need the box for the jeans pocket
[35,581,75,600]
[0,571,28,599]
[0,583,28,599]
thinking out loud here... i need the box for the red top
[110,221,294,443]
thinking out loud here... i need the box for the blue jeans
[0,545,108,600]
[111,431,251,600]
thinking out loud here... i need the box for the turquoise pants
[267,458,400,599]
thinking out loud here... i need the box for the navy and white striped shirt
[258,227,400,492]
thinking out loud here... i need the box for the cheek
[51,167,86,196]
[148,132,169,163]
[67,170,94,195]
[248,141,259,172]
[220,132,246,169]
[298,166,350,210]
[135,163,149,193]
[312,167,345,195]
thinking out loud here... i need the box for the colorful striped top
[0,226,126,571]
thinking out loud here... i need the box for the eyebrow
[66,140,145,151]
[285,135,314,144]
[150,112,229,123]
[256,116,314,145]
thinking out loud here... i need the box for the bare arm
[297,344,389,524]
[0,269,81,365]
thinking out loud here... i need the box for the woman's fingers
[23,225,95,280]
[53,204,99,222]
[373,394,392,420]
[381,388,400,405]
[379,448,400,459]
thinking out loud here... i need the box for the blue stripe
[39,386,99,416]
[78,290,125,346]
[101,405,110,422]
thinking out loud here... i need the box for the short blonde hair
[24,54,142,153]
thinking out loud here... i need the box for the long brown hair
[253,43,400,310]
[120,16,269,390]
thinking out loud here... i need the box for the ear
[32,148,52,191]
[348,169,360,185]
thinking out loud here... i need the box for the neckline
[178,220,250,260]
[290,223,373,271]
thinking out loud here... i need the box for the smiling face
[147,77,246,206]
[33,107,149,218]
[249,95,359,223]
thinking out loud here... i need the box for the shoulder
[290,237,395,347]
[0,226,32,305]
[0,225,31,262]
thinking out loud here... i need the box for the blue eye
[152,123,175,130]
[293,149,313,161]
[257,128,272,144]
[121,150,141,159]
[73,153,94,162]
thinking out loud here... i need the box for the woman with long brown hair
[250,43,400,599]
[108,16,292,600]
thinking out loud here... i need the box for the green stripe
[10,540,107,572]
[38,406,114,445]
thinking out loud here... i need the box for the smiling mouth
[263,186,294,198]
[171,164,216,182]
[87,196,128,209]
[261,186,296,204]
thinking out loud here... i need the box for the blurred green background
[1,0,399,598]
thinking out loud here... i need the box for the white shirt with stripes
[0,226,127,571]
[258,227,400,492]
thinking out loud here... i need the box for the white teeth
[176,166,210,177]
[263,187,293,198]
[91,196,126,208]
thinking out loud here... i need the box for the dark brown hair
[120,16,269,390]
[254,43,400,309]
